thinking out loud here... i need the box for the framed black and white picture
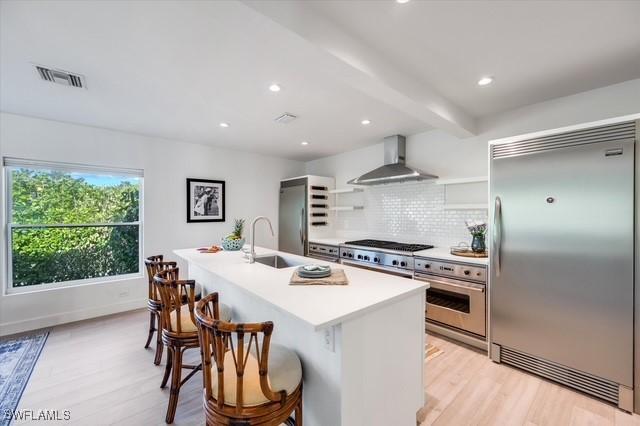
[186,178,225,223]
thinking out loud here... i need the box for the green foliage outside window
[9,168,141,287]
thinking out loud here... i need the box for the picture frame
[186,178,225,223]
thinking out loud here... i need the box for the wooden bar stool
[154,267,232,424]
[144,255,177,365]
[195,293,303,426]
[144,255,204,365]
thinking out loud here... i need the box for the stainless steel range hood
[347,135,438,185]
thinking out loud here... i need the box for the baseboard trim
[0,298,147,336]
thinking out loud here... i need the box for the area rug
[426,343,443,361]
[0,332,49,424]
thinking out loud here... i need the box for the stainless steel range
[338,239,487,350]
[414,257,487,349]
[339,239,433,277]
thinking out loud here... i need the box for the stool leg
[166,347,183,423]
[154,313,164,365]
[295,399,303,426]
[161,346,173,389]
[144,311,155,349]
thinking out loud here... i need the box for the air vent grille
[500,346,619,405]
[492,121,635,159]
[274,113,297,124]
[35,65,85,89]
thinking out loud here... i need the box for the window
[4,158,143,293]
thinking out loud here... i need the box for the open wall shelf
[329,188,364,194]
[330,206,364,211]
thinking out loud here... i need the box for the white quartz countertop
[174,247,428,330]
[414,247,489,266]
[309,238,489,266]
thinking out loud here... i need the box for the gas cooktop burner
[344,239,433,252]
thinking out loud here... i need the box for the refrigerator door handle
[493,196,502,276]
[299,208,305,245]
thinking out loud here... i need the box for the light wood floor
[422,334,640,426]
[14,309,640,425]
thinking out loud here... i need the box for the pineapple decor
[222,219,245,251]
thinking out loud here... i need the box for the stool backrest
[195,294,285,413]
[154,267,196,334]
[144,255,177,301]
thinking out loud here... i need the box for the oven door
[416,273,486,337]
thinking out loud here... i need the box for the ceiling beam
[242,0,476,138]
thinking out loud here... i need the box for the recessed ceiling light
[396,0,411,3]
[301,141,309,146]
[269,84,281,92]
[219,122,229,128]
[477,76,494,86]
[361,119,371,125]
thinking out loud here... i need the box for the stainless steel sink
[253,254,304,269]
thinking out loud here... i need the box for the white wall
[306,79,640,242]
[0,113,304,336]
[329,181,488,247]
[308,78,640,184]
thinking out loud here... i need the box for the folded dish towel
[289,269,349,286]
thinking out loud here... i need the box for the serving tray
[450,247,488,258]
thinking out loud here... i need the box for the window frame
[3,158,144,295]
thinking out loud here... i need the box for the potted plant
[222,219,245,251]
[465,220,487,253]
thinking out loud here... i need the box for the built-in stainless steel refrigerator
[279,177,308,256]
[489,120,637,411]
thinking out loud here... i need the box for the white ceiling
[2,0,639,161]
[304,0,640,117]
[0,1,428,161]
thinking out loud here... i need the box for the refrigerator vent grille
[500,346,619,405]
[492,121,635,159]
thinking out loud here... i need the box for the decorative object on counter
[186,178,225,222]
[465,220,487,253]
[297,264,331,278]
[450,242,488,258]
[290,268,349,286]
[197,245,222,253]
[222,218,245,250]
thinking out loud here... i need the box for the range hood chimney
[347,135,438,185]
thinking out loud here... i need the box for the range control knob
[348,253,353,258]
[400,261,407,267]
[364,255,370,261]
[373,257,379,263]
[464,270,471,276]
[425,264,431,269]
[392,260,399,266]
[342,252,347,256]
[357,254,363,260]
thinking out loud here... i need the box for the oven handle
[414,274,485,293]
[429,279,484,293]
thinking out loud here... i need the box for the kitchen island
[174,247,428,426]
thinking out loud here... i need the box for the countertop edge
[309,283,429,331]
[174,248,429,331]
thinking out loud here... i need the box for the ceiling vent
[35,65,86,89]
[274,113,297,124]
